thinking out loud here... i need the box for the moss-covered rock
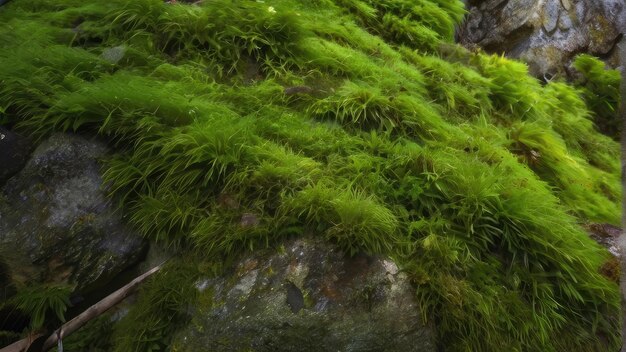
[173,237,435,352]
[0,0,621,350]
[0,133,147,294]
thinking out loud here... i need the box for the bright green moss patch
[0,0,622,350]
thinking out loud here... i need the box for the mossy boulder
[172,237,435,352]
[0,133,147,294]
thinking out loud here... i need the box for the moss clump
[110,261,200,352]
[0,0,621,350]
[572,54,621,139]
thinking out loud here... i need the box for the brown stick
[0,333,43,352]
[41,263,164,351]
[0,263,165,352]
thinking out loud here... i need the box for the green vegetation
[110,262,199,352]
[572,54,621,139]
[0,0,621,350]
[3,283,72,330]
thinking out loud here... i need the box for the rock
[100,45,126,64]
[172,237,435,352]
[585,223,621,257]
[585,223,622,283]
[0,133,147,294]
[457,0,626,78]
[0,126,31,186]
[542,0,560,34]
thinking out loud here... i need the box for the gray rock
[457,0,626,78]
[585,223,621,257]
[542,0,560,33]
[0,126,31,186]
[100,46,126,64]
[172,237,435,352]
[0,133,146,293]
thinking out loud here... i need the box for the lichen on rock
[172,237,435,352]
[0,133,147,293]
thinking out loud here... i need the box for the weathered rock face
[457,0,625,78]
[0,133,147,294]
[0,126,31,186]
[173,238,435,352]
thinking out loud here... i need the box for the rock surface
[457,0,626,78]
[173,237,435,352]
[0,133,146,294]
[586,223,621,257]
[0,126,31,186]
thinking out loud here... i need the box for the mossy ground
[0,0,622,350]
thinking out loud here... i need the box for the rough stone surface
[0,126,31,186]
[457,0,626,78]
[0,133,147,293]
[173,237,435,352]
[585,223,621,257]
[100,45,126,64]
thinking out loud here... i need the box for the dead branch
[0,263,165,352]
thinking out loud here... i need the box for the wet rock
[0,126,31,186]
[585,224,622,283]
[457,0,626,78]
[172,237,435,352]
[0,133,147,294]
[585,223,621,257]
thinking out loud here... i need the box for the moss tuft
[572,54,621,139]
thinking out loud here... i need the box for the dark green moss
[110,260,200,352]
[51,314,115,352]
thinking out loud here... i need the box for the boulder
[0,133,147,294]
[457,0,626,78]
[0,126,31,186]
[172,237,435,352]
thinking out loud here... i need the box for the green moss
[52,314,115,352]
[572,54,621,139]
[0,0,621,350]
[110,260,200,352]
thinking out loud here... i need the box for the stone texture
[100,45,126,64]
[173,237,435,352]
[585,223,621,257]
[457,0,626,78]
[0,126,31,186]
[0,133,147,294]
